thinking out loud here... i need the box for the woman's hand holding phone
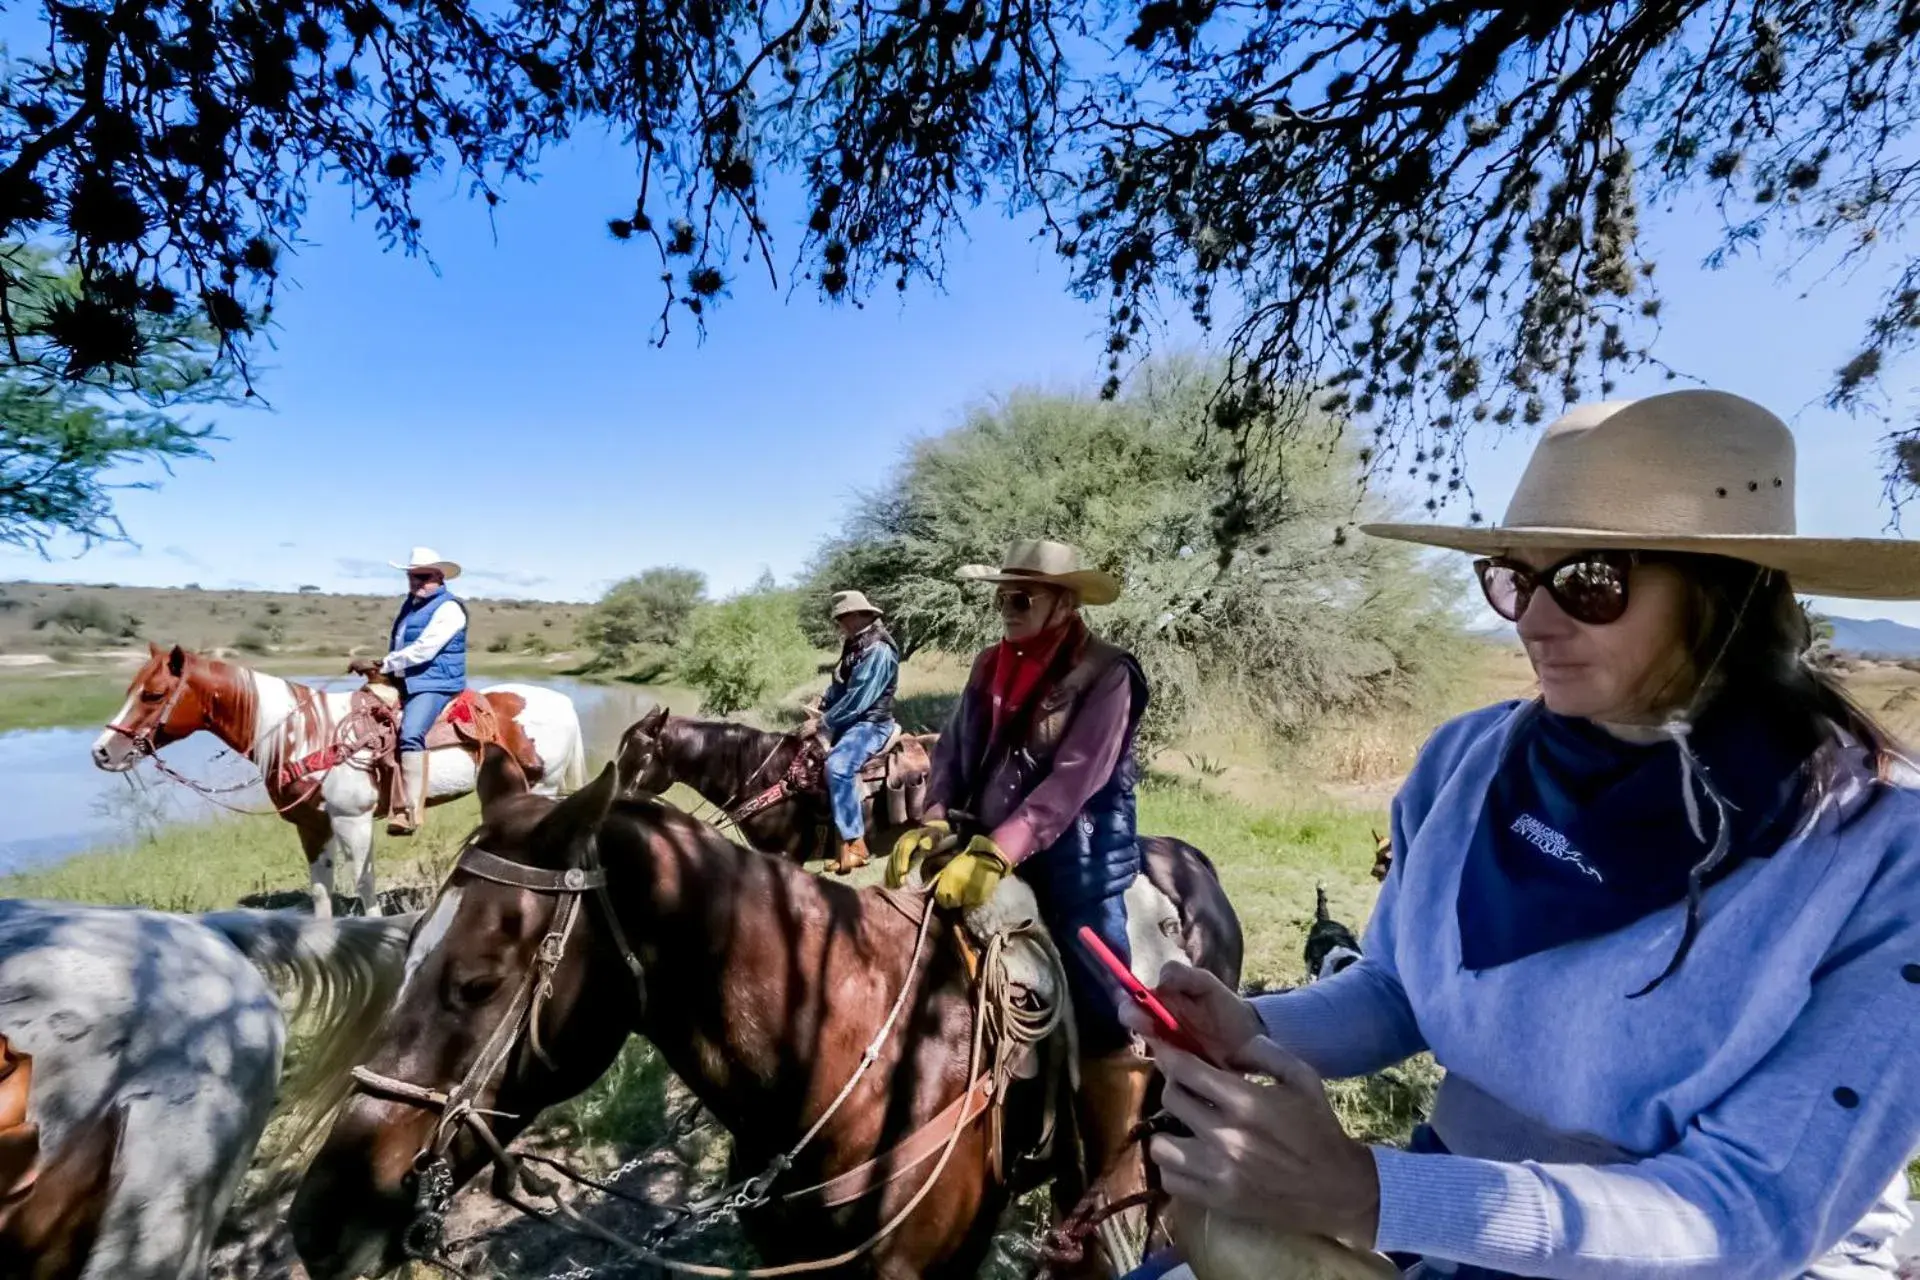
[1121,961,1264,1065]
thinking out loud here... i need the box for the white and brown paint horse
[0,897,411,1280]
[92,644,587,917]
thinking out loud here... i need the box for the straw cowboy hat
[830,590,884,618]
[958,538,1122,606]
[389,546,463,580]
[1363,389,1920,600]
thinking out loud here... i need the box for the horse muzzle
[90,736,138,773]
[290,1097,441,1280]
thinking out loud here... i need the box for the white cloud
[336,557,394,581]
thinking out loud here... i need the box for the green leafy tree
[9,0,1920,513]
[30,594,126,636]
[679,577,821,716]
[807,360,1464,747]
[0,244,229,550]
[579,566,708,670]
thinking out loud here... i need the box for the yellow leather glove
[886,820,950,888]
[932,837,1011,911]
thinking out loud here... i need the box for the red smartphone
[1077,926,1219,1065]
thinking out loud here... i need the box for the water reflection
[0,677,662,875]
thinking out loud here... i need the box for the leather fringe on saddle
[905,866,1080,1180]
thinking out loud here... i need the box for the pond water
[0,675,660,876]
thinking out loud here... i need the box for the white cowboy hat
[1362,389,1920,600]
[957,538,1122,606]
[830,590,883,619]
[389,546,463,580]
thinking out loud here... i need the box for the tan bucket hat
[829,590,883,619]
[957,538,1122,606]
[1363,389,1920,600]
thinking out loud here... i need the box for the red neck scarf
[986,616,1085,738]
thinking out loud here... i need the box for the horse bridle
[102,669,196,758]
[347,825,1032,1280]
[350,837,648,1259]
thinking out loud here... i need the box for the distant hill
[1825,615,1920,659]
[0,581,589,665]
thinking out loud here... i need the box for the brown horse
[611,709,1251,972]
[613,704,904,868]
[290,750,1241,1279]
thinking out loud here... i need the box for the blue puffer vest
[389,589,467,694]
[1015,640,1151,909]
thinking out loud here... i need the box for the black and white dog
[1303,884,1363,981]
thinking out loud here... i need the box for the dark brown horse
[612,709,1251,973]
[614,704,910,869]
[290,750,1240,1279]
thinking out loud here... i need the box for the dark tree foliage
[0,243,225,549]
[9,0,1920,528]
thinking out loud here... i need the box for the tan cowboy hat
[389,545,462,580]
[957,538,1122,606]
[1363,389,1920,600]
[830,590,883,619]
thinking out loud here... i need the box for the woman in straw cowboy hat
[1122,390,1920,1279]
[886,538,1160,1244]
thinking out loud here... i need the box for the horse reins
[103,674,395,818]
[350,837,645,1263]
[349,834,999,1278]
[101,672,320,817]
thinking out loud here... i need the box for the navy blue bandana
[1457,701,1810,973]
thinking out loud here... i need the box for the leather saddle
[359,683,544,776]
[800,729,934,821]
[0,1035,125,1280]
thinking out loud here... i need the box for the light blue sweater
[1256,702,1920,1279]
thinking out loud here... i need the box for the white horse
[93,644,588,917]
[0,898,411,1280]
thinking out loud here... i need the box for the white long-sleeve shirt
[382,598,467,675]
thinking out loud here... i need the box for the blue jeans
[1026,868,1134,1055]
[1120,1250,1185,1280]
[826,720,895,840]
[400,690,456,753]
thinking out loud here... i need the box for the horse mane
[661,716,795,797]
[198,659,312,778]
[197,910,416,1173]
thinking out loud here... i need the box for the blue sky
[5,126,1920,628]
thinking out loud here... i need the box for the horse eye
[456,975,504,1007]
[139,690,164,704]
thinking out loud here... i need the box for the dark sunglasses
[1474,551,1638,626]
[995,589,1035,614]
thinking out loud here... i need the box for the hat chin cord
[1631,566,1770,997]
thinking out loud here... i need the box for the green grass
[0,671,129,733]
[1139,772,1384,987]
[0,795,481,908]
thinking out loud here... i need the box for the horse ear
[167,645,186,677]
[533,763,619,859]
[640,704,669,733]
[477,744,531,815]
[147,640,161,658]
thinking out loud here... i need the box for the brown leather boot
[833,835,871,875]
[1071,1051,1156,1277]
[387,751,425,836]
